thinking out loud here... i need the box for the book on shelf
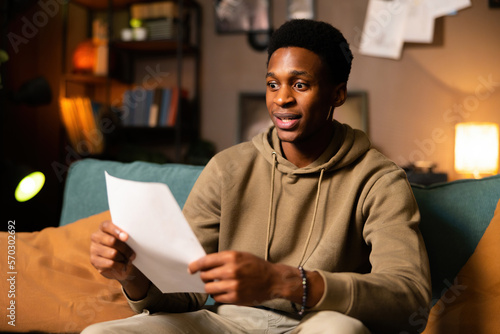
[158,88,172,125]
[167,87,189,127]
[59,97,104,155]
[130,1,179,21]
[121,87,188,128]
[130,1,184,41]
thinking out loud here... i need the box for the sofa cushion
[59,159,204,226]
[422,198,500,333]
[411,174,500,302]
[0,211,134,333]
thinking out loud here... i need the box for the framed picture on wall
[238,93,271,143]
[335,91,369,134]
[287,0,315,20]
[490,0,500,8]
[214,0,271,34]
[237,91,369,143]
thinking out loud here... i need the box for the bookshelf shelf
[64,74,110,84]
[111,40,198,54]
[117,126,177,139]
[71,0,144,10]
[71,0,198,10]
[110,125,196,147]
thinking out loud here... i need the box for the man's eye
[267,82,278,89]
[295,82,307,89]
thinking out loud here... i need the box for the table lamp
[454,122,499,178]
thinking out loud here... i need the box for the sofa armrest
[411,174,500,301]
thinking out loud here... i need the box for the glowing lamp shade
[14,171,45,202]
[455,122,499,178]
[72,40,96,73]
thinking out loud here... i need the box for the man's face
[266,47,345,146]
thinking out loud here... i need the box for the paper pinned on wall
[404,0,435,43]
[359,0,472,59]
[359,0,411,60]
[105,172,207,294]
[429,0,471,18]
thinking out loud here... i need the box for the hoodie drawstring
[265,152,277,262]
[298,168,324,266]
[265,151,325,266]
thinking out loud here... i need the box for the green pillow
[411,174,500,302]
[59,159,204,226]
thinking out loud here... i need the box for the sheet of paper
[105,172,206,293]
[429,0,471,18]
[404,0,435,43]
[359,0,411,60]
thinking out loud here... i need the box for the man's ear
[333,83,347,107]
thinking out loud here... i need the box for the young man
[85,20,431,334]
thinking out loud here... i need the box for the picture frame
[214,0,271,34]
[335,91,369,134]
[238,93,271,143]
[287,0,315,20]
[237,91,369,143]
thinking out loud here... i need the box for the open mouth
[278,117,296,123]
[274,114,301,129]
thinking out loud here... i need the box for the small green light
[15,171,45,202]
[130,19,142,28]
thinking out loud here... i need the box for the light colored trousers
[81,304,371,334]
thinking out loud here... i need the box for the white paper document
[105,172,206,293]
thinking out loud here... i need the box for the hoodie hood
[252,120,372,174]
[252,120,372,264]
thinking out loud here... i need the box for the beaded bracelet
[291,266,307,316]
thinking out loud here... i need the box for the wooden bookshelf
[62,0,202,162]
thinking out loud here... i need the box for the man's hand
[90,220,136,281]
[90,220,150,300]
[188,251,299,306]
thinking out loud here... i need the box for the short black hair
[267,19,353,84]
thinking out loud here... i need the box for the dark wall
[2,0,65,231]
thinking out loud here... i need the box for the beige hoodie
[128,121,431,333]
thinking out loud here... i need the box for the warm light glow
[72,40,96,73]
[15,171,45,202]
[455,122,499,178]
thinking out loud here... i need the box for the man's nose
[274,86,295,107]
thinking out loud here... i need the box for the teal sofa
[6,158,498,333]
[60,158,500,304]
